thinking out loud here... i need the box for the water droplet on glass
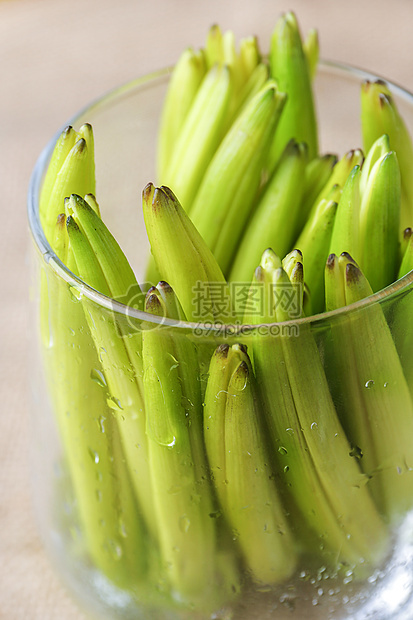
[89,449,100,464]
[278,446,288,456]
[367,570,380,584]
[181,396,193,417]
[118,518,127,538]
[179,515,191,533]
[365,379,375,389]
[167,353,180,372]
[69,286,82,302]
[97,415,106,434]
[279,592,296,609]
[107,539,123,560]
[107,396,123,411]
[349,445,363,460]
[147,417,177,447]
[209,510,222,519]
[90,368,107,388]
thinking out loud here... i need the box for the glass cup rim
[27,59,413,334]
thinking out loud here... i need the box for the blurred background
[1,0,413,617]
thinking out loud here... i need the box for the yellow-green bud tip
[345,262,362,286]
[145,291,164,316]
[326,253,337,270]
[215,343,230,359]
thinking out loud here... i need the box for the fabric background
[1,0,413,618]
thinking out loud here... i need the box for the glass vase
[27,61,413,620]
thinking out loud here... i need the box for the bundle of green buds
[37,10,413,613]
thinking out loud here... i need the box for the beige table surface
[1,0,413,618]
